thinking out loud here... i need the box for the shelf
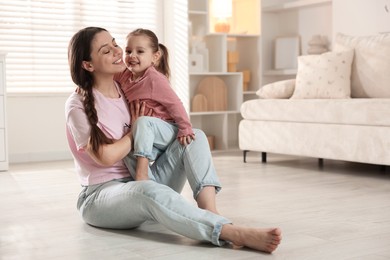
[189,73,243,112]
[264,69,297,76]
[227,33,260,37]
[190,111,240,116]
[206,33,260,37]
[188,0,259,151]
[243,91,257,95]
[263,0,331,13]
[189,72,242,76]
[188,0,208,13]
[208,0,260,35]
[210,147,240,153]
[0,54,8,171]
[189,10,208,15]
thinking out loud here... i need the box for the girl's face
[124,35,159,79]
[83,31,125,76]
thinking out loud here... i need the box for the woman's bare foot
[221,225,282,253]
[239,227,282,253]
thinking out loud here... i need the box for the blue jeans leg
[125,116,179,182]
[78,179,231,246]
[132,116,178,160]
[151,128,222,199]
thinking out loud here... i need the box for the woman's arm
[86,132,132,167]
[86,100,152,166]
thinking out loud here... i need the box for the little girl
[115,28,195,181]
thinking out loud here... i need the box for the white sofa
[239,33,390,167]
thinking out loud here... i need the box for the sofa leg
[261,152,267,163]
[318,158,324,168]
[243,150,248,163]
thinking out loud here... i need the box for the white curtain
[0,0,162,90]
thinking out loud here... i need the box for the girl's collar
[131,65,154,83]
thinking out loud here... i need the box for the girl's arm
[151,77,194,138]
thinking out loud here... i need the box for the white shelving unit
[262,0,332,12]
[0,54,8,171]
[261,0,332,84]
[188,0,260,150]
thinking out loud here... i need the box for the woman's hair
[68,27,113,157]
[127,28,170,79]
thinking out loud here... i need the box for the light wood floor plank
[1,151,389,259]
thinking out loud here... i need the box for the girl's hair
[127,28,170,79]
[68,27,113,157]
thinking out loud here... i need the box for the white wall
[7,92,72,163]
[299,4,332,54]
[333,0,390,36]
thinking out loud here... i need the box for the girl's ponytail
[157,43,170,79]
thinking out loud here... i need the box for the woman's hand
[179,133,196,146]
[129,100,153,125]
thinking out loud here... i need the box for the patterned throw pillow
[256,79,296,99]
[334,33,390,98]
[291,50,354,99]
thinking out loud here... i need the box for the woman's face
[124,35,159,78]
[84,31,125,75]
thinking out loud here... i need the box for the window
[0,0,162,90]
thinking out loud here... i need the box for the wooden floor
[1,151,390,259]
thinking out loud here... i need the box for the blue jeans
[131,116,177,161]
[77,117,231,246]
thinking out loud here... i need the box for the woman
[65,26,281,253]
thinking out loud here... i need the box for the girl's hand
[178,133,196,146]
[129,100,153,125]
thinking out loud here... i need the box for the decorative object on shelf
[190,33,209,73]
[227,51,239,72]
[189,48,203,73]
[307,35,328,54]
[197,41,209,72]
[211,0,232,33]
[191,94,208,112]
[242,70,251,91]
[196,76,227,111]
[274,36,301,70]
[207,135,215,150]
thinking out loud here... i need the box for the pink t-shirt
[114,66,193,137]
[65,84,131,186]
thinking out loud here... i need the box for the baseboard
[9,151,73,164]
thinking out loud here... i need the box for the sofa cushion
[291,50,354,99]
[256,79,295,99]
[240,99,390,127]
[334,33,390,98]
